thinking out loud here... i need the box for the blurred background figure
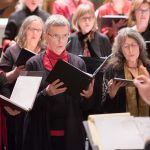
[97,0,131,43]
[102,27,150,116]
[51,0,94,31]
[0,15,44,150]
[2,0,49,52]
[128,0,150,57]
[0,0,18,18]
[67,4,111,119]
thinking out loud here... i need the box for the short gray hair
[44,14,70,32]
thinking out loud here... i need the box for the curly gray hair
[107,27,150,69]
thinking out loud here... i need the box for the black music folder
[79,56,106,74]
[99,15,128,29]
[15,48,36,66]
[0,75,42,111]
[113,78,134,87]
[113,77,144,87]
[46,54,112,96]
[146,41,150,57]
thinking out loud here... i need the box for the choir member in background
[2,0,49,52]
[0,15,45,150]
[102,27,150,116]
[22,14,94,150]
[128,0,150,57]
[97,0,131,44]
[67,4,112,119]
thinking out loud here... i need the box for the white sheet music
[90,114,145,150]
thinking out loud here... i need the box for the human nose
[85,18,91,22]
[33,29,38,33]
[128,45,134,53]
[57,35,64,42]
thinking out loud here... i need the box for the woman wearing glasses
[0,15,44,150]
[128,0,150,57]
[2,0,49,51]
[67,4,112,118]
[102,27,150,116]
[67,4,111,59]
[22,14,94,150]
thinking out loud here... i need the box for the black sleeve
[0,73,10,97]
[3,18,18,42]
[101,67,117,113]
[102,35,112,56]
[0,46,15,68]
[99,33,112,56]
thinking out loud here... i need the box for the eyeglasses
[122,43,139,50]
[136,8,150,14]
[28,27,42,33]
[47,33,69,41]
[80,16,94,22]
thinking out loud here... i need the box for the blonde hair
[72,4,98,32]
[16,15,44,48]
[128,0,150,26]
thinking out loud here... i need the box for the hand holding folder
[0,73,42,111]
[98,15,128,29]
[46,53,113,97]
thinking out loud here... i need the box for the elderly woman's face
[26,20,43,48]
[122,37,140,63]
[78,13,95,34]
[45,25,69,55]
[135,2,150,25]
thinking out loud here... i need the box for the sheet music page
[134,117,150,141]
[10,76,42,110]
[93,115,144,150]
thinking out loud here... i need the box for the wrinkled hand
[134,75,150,105]
[134,66,150,105]
[13,65,25,76]
[4,106,21,116]
[80,79,94,98]
[139,65,150,77]
[46,79,67,96]
[107,79,126,98]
